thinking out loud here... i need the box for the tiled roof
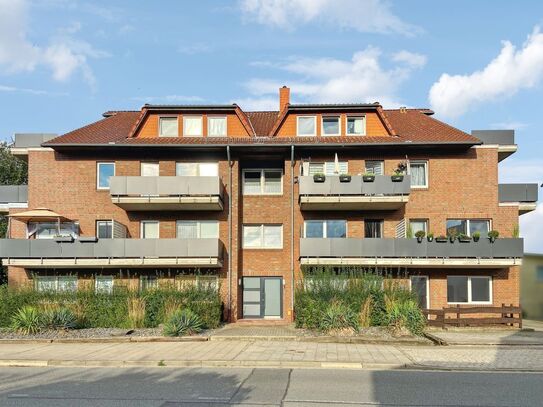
[45,106,480,147]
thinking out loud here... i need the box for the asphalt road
[0,367,541,406]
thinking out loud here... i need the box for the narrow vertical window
[183,116,203,136]
[159,117,178,137]
[208,117,227,137]
[347,116,366,135]
[97,162,115,190]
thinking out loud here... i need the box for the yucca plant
[42,308,78,330]
[320,301,359,332]
[11,306,41,335]
[163,309,203,337]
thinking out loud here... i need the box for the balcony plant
[458,233,472,243]
[391,161,407,182]
[447,229,458,243]
[488,230,500,243]
[435,235,447,243]
[339,173,352,183]
[313,173,326,183]
[362,172,375,182]
[415,230,426,243]
[472,231,481,242]
[427,232,434,242]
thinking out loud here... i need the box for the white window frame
[321,115,341,136]
[141,220,159,239]
[296,116,317,137]
[303,220,348,238]
[183,115,203,137]
[96,162,115,190]
[207,116,227,137]
[446,219,491,237]
[346,115,366,136]
[158,116,179,137]
[447,275,492,305]
[409,276,430,309]
[409,160,429,188]
[364,160,384,175]
[306,161,349,176]
[409,219,428,234]
[242,169,283,196]
[242,224,283,249]
[96,220,113,239]
[176,220,219,239]
[95,275,114,294]
[36,276,78,293]
[175,162,219,176]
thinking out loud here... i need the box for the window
[242,169,283,195]
[537,266,543,282]
[28,222,79,239]
[410,160,428,188]
[446,219,490,237]
[347,116,366,135]
[177,221,219,238]
[297,116,316,136]
[447,276,491,304]
[97,162,115,190]
[307,161,348,176]
[365,220,383,238]
[304,220,346,238]
[208,117,227,137]
[176,162,219,176]
[141,162,159,176]
[243,224,282,249]
[322,116,340,136]
[36,276,77,293]
[183,116,203,136]
[95,276,114,294]
[96,220,112,239]
[409,219,428,235]
[365,160,384,175]
[140,275,158,291]
[141,221,159,239]
[159,117,178,137]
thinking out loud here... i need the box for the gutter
[290,145,295,318]
[226,146,232,321]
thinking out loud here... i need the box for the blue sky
[1,0,542,251]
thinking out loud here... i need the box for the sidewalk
[1,340,543,371]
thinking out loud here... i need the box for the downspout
[290,145,295,316]
[226,145,232,321]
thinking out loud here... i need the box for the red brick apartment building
[0,87,538,322]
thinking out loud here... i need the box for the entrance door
[242,277,282,319]
[410,276,429,309]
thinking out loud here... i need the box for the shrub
[42,308,77,330]
[128,297,146,328]
[384,296,426,336]
[414,230,426,239]
[320,301,358,332]
[11,306,41,335]
[359,297,372,328]
[163,309,203,337]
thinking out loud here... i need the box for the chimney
[279,86,290,111]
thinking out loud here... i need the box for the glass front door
[242,277,282,319]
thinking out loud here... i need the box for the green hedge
[0,285,222,329]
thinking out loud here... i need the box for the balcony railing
[499,183,539,214]
[0,185,28,213]
[0,238,223,268]
[471,130,517,161]
[109,176,224,211]
[299,238,523,268]
[298,175,410,210]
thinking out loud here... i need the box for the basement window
[35,276,77,293]
[95,276,114,294]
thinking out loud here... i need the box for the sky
[0,0,542,251]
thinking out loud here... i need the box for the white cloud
[0,84,67,96]
[131,95,206,104]
[0,0,108,86]
[429,26,543,118]
[239,0,420,36]
[242,48,426,109]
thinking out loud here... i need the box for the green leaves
[163,309,203,337]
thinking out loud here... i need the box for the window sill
[242,247,284,251]
[447,302,492,305]
[411,186,429,190]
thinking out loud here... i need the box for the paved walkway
[429,329,543,345]
[1,340,543,371]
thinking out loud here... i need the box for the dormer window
[347,116,366,136]
[183,116,203,137]
[208,117,227,137]
[297,116,316,136]
[322,116,340,136]
[159,117,178,137]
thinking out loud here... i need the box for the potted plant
[458,233,472,243]
[54,235,74,242]
[427,232,434,242]
[472,231,480,242]
[362,172,375,182]
[435,235,447,243]
[339,173,351,183]
[391,161,407,182]
[415,230,426,243]
[447,229,457,243]
[488,230,500,243]
[313,173,326,183]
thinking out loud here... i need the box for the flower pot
[427,236,434,242]
[473,236,480,242]
[363,175,375,182]
[449,236,456,243]
[459,237,471,243]
[435,237,447,243]
[313,174,326,183]
[489,236,496,243]
[417,237,423,243]
[339,174,351,183]
[391,174,404,182]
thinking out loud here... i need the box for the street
[0,367,541,406]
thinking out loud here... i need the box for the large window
[297,116,316,136]
[36,276,77,293]
[177,221,219,239]
[409,219,428,235]
[447,276,491,304]
[446,219,490,237]
[159,117,178,137]
[27,222,79,239]
[176,162,219,176]
[208,117,227,137]
[96,220,112,239]
[410,160,428,188]
[304,220,346,238]
[183,116,203,136]
[307,161,348,176]
[242,169,282,195]
[347,116,366,135]
[365,220,383,238]
[97,162,115,190]
[243,224,282,249]
[365,160,383,175]
[95,276,114,294]
[141,162,159,176]
[321,116,340,136]
[141,221,159,239]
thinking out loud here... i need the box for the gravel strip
[0,327,164,340]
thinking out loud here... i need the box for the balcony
[299,238,523,268]
[298,175,410,210]
[109,176,224,211]
[499,183,539,215]
[11,133,57,158]
[472,130,517,161]
[0,185,28,213]
[0,238,223,268]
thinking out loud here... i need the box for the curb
[407,363,543,373]
[0,336,209,345]
[210,336,431,346]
